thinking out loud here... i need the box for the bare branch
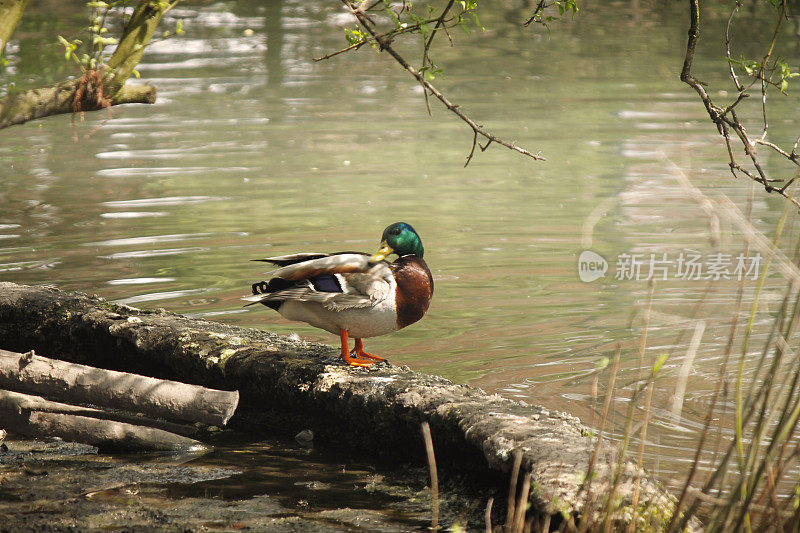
[340,0,545,164]
[314,40,367,62]
[681,0,800,208]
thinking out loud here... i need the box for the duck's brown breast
[391,256,433,329]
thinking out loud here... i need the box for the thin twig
[421,0,456,116]
[725,2,744,92]
[313,20,433,62]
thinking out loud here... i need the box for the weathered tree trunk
[0,0,172,129]
[0,0,30,56]
[0,349,239,426]
[0,281,699,530]
[0,389,205,452]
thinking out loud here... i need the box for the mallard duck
[243,222,433,367]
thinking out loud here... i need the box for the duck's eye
[389,227,401,236]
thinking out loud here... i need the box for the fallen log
[0,389,205,452]
[0,282,694,529]
[0,349,238,426]
[0,388,198,437]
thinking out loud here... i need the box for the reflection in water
[2,0,800,500]
[263,0,284,88]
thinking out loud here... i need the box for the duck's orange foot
[341,351,375,367]
[354,338,386,362]
[339,329,375,367]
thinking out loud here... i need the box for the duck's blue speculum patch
[310,275,343,293]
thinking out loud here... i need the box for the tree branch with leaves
[322,0,545,166]
[682,0,800,209]
[0,0,182,130]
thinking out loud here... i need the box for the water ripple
[88,233,213,247]
[96,167,249,177]
[100,247,207,260]
[101,196,218,208]
[114,288,211,306]
[100,212,168,219]
[0,260,61,272]
[107,277,177,285]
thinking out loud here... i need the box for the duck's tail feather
[245,277,295,310]
[251,253,330,266]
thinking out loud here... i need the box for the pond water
[4,0,800,502]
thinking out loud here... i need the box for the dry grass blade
[421,421,439,531]
[485,497,494,533]
[505,450,523,529]
[671,320,706,419]
[511,473,531,533]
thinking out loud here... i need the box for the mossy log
[0,282,695,529]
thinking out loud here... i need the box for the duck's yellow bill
[370,241,394,262]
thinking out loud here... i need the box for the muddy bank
[0,282,686,529]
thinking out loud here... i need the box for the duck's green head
[371,222,424,261]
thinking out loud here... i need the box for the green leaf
[781,79,789,92]
[345,28,364,45]
[652,353,669,376]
